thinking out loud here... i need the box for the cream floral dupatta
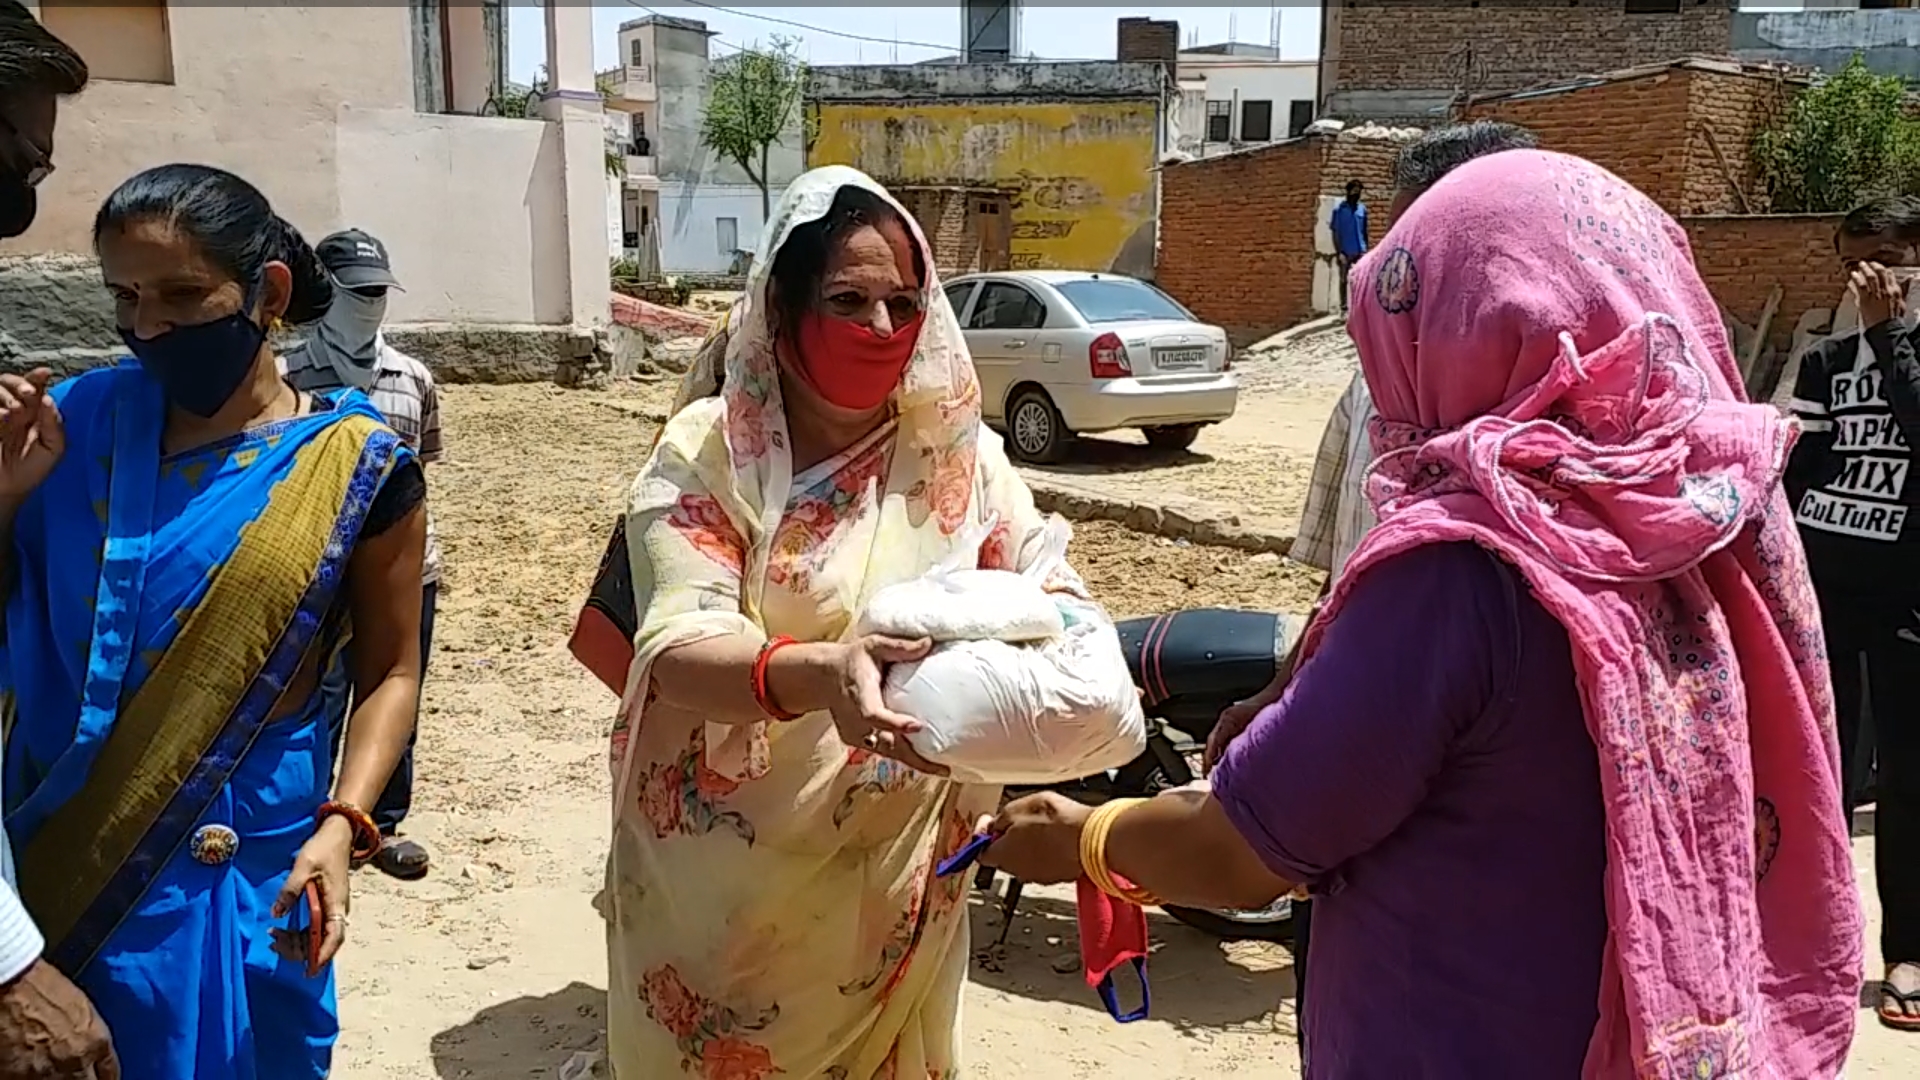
[604,166,1074,1080]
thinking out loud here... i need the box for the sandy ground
[332,364,1908,1078]
[1014,329,1361,532]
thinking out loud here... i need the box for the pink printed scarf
[1311,151,1862,1078]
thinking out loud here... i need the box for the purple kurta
[1213,542,1608,1078]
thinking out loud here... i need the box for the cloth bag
[861,515,1147,785]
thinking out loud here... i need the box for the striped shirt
[1291,372,1378,578]
[280,338,444,584]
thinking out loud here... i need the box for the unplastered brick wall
[1117,17,1179,74]
[1682,214,1844,356]
[1326,0,1734,105]
[898,189,974,275]
[1680,66,1797,215]
[1158,131,1411,344]
[1465,64,1799,217]
[1466,72,1694,208]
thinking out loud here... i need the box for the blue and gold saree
[1,363,409,1079]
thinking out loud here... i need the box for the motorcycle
[971,607,1305,943]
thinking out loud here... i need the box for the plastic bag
[856,513,1064,643]
[885,600,1146,786]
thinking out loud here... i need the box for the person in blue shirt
[1330,179,1369,311]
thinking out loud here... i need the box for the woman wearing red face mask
[574,168,1102,1078]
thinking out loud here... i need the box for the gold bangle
[1079,798,1161,906]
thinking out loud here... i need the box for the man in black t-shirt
[1785,195,1920,1032]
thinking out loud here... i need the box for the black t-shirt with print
[1785,319,1920,598]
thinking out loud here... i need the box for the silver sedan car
[942,270,1240,462]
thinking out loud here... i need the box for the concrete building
[807,59,1169,279]
[2,0,611,377]
[1734,7,1920,83]
[1318,0,1737,125]
[602,14,804,277]
[1172,43,1318,158]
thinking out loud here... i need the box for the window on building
[1240,100,1274,143]
[1624,0,1681,13]
[716,217,739,256]
[1289,100,1315,139]
[1205,100,1231,143]
[629,39,644,66]
[36,0,173,85]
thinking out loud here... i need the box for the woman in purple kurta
[979,151,1861,1079]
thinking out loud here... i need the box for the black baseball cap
[315,228,402,290]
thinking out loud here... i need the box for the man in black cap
[283,227,443,881]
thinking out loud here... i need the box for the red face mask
[791,310,924,411]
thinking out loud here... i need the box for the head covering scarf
[572,167,989,696]
[596,168,1056,1080]
[1320,150,1861,1078]
[619,165,984,781]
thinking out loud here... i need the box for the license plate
[1154,347,1206,371]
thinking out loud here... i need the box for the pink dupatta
[1316,151,1862,1078]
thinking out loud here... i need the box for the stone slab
[1021,473,1295,556]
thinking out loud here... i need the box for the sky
[505,3,1324,84]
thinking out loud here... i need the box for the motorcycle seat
[1115,608,1293,708]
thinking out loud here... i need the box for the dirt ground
[1013,328,1361,533]
[332,377,1325,1079]
[332,367,1906,1078]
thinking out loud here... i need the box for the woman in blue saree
[0,164,426,1078]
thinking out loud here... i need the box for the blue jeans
[327,581,437,834]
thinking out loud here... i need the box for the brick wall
[1682,213,1845,355]
[1680,67,1794,215]
[1117,18,1179,74]
[1326,0,1734,105]
[1158,133,1410,344]
[1466,72,1693,208]
[899,189,969,273]
[1465,65,1797,217]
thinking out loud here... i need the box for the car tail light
[1089,332,1130,379]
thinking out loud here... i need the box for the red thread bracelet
[752,635,802,721]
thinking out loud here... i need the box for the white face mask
[315,288,387,387]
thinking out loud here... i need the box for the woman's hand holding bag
[827,634,948,776]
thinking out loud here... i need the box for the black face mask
[120,305,268,419]
[0,174,35,239]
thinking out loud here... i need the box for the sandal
[1879,968,1920,1032]
[372,837,431,881]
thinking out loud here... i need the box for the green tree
[1752,55,1920,214]
[597,71,626,179]
[701,37,811,220]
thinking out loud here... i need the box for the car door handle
[1005,340,1027,349]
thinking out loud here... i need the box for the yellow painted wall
[809,99,1159,274]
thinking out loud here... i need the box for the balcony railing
[625,154,658,179]
[615,64,656,103]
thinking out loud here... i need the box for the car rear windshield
[1055,279,1193,324]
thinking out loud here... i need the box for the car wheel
[1008,388,1068,463]
[1143,424,1203,452]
